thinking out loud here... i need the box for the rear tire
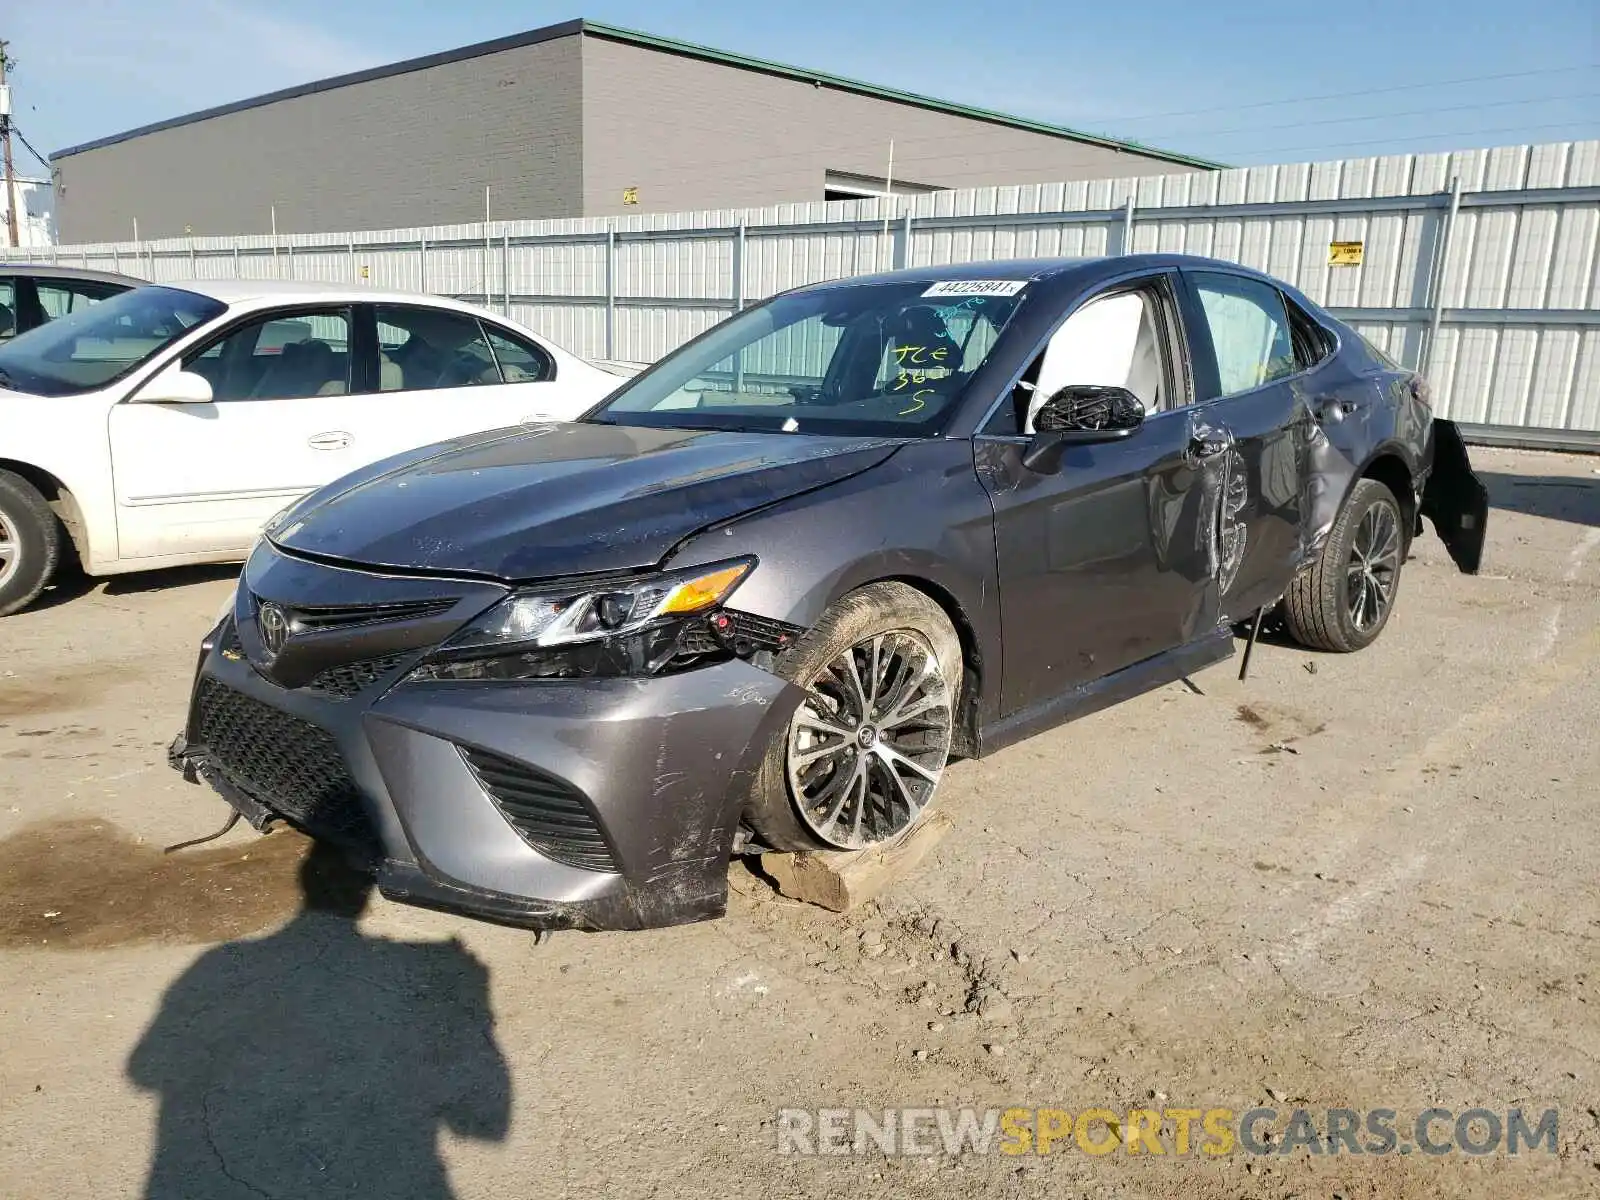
[1283,478,1405,653]
[0,470,61,617]
[747,582,961,852]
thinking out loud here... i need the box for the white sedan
[0,280,627,615]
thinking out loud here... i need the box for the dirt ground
[1,446,1597,1200]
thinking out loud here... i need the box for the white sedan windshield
[0,285,226,397]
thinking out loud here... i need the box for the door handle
[308,431,352,450]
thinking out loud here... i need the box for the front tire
[0,470,61,617]
[747,582,961,852]
[1283,478,1405,653]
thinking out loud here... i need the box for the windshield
[593,279,1030,436]
[0,285,226,397]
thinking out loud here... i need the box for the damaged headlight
[406,558,755,682]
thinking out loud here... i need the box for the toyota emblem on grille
[257,602,290,657]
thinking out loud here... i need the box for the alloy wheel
[0,508,19,591]
[785,630,953,850]
[1346,501,1401,632]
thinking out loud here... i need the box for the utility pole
[0,41,17,248]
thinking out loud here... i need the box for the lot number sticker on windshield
[922,280,1027,298]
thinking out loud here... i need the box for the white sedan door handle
[308,431,352,450]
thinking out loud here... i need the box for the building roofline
[579,22,1224,170]
[51,17,1224,170]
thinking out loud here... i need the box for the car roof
[155,277,511,314]
[0,263,146,286]
[799,253,1281,292]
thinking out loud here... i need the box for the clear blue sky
[6,0,1597,172]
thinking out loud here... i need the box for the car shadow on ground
[126,842,510,1199]
[27,563,240,614]
[1478,470,1600,529]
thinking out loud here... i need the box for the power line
[1234,119,1598,160]
[1145,92,1600,142]
[10,123,48,170]
[563,88,1597,189]
[1094,63,1600,124]
[630,111,1599,196]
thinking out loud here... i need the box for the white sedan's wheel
[0,470,61,617]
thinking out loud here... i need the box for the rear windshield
[593,279,1030,437]
[0,285,225,397]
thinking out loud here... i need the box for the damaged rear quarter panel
[1285,313,1432,570]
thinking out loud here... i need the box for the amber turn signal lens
[659,563,751,614]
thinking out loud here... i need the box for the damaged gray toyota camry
[170,254,1488,931]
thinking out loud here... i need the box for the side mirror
[132,363,213,405]
[1022,385,1145,472]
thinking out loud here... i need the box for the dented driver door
[975,271,1222,717]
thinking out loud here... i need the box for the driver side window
[1001,278,1180,435]
[183,309,352,401]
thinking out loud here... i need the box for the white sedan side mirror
[133,363,214,404]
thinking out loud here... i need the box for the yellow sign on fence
[1329,241,1364,266]
[622,187,640,205]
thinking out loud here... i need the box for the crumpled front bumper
[170,617,803,932]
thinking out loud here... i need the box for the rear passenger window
[376,306,500,392]
[482,326,553,383]
[0,280,15,339]
[1191,272,1296,397]
[1283,294,1335,371]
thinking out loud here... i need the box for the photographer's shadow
[128,841,510,1199]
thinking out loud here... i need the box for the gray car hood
[270,421,906,580]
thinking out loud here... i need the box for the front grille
[256,596,458,633]
[194,677,374,851]
[304,653,411,699]
[459,746,617,873]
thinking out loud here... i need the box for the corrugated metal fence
[9,139,1599,444]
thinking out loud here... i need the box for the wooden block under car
[759,809,953,912]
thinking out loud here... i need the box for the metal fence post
[896,211,913,270]
[732,221,746,311]
[605,226,617,361]
[1122,196,1136,255]
[1425,175,1464,381]
[233,243,240,277]
[349,238,357,283]
[419,235,428,293]
[502,233,511,315]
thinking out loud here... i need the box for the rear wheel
[748,582,961,852]
[0,470,61,617]
[1283,478,1405,653]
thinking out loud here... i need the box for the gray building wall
[51,24,1209,242]
[578,35,1204,218]
[53,36,585,242]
